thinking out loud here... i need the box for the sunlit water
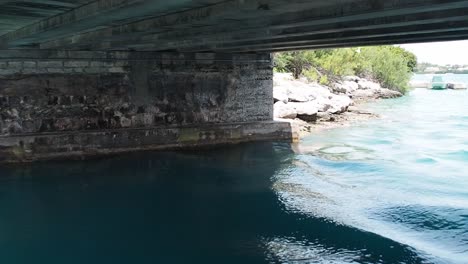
[0,88,466,263]
[287,88,468,263]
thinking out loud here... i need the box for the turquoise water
[0,88,467,263]
[291,88,468,263]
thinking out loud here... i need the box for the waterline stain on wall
[0,51,292,162]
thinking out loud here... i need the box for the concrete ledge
[0,121,293,163]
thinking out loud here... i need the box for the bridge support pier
[0,50,292,163]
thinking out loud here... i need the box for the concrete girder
[1,0,468,51]
[141,0,468,52]
[38,0,338,49]
[191,20,468,53]
[0,0,91,36]
[40,0,468,51]
[132,9,468,52]
[0,0,226,48]
[248,30,468,52]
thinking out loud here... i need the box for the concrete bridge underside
[1,0,468,51]
[1,0,468,162]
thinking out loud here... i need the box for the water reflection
[0,142,426,264]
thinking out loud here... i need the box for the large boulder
[358,80,381,90]
[289,102,318,115]
[332,83,347,94]
[375,88,402,99]
[334,81,359,94]
[273,73,359,116]
[287,85,317,102]
[351,89,376,99]
[343,76,361,82]
[274,101,297,119]
[314,97,333,112]
[273,86,289,103]
[274,72,333,102]
[327,94,353,114]
[343,81,359,92]
[289,102,319,122]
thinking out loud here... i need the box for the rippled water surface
[0,89,467,263]
[289,88,468,263]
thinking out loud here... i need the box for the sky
[399,40,468,65]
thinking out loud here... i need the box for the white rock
[368,81,381,90]
[289,102,318,115]
[352,89,376,98]
[287,85,316,102]
[274,72,332,102]
[274,72,295,84]
[344,76,361,82]
[375,88,402,99]
[314,97,333,112]
[289,102,319,122]
[332,84,347,93]
[273,86,289,103]
[274,101,297,119]
[343,81,359,92]
[327,94,353,114]
[358,80,381,90]
[334,81,359,94]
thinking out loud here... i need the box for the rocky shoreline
[273,73,402,138]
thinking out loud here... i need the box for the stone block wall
[0,51,273,136]
[0,50,291,162]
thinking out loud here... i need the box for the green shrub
[303,68,320,82]
[319,75,329,85]
[359,46,412,93]
[273,45,416,93]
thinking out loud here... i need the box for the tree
[273,51,316,79]
[359,46,412,92]
[273,45,416,93]
[388,46,418,72]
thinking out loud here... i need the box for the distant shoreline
[410,73,468,89]
[414,72,468,74]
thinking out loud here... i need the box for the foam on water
[0,86,466,264]
[274,88,468,263]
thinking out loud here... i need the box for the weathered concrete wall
[0,50,291,162]
[0,121,293,163]
[0,51,273,134]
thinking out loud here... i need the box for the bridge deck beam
[1,0,468,52]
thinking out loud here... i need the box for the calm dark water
[0,89,466,263]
